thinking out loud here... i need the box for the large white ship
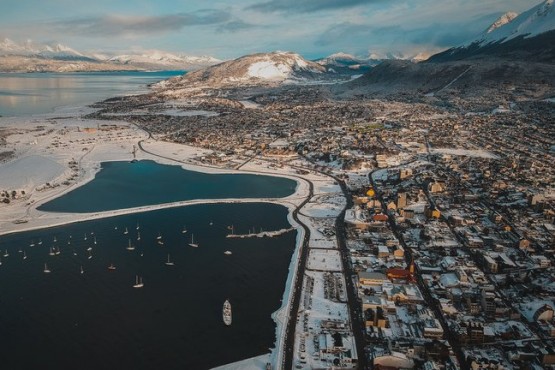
[223,299,232,326]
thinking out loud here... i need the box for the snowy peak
[471,0,555,46]
[429,0,555,62]
[245,51,324,80]
[194,51,324,84]
[0,39,87,59]
[155,51,330,92]
[486,12,519,34]
[106,50,221,70]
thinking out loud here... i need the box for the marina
[0,202,296,369]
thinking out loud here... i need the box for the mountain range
[0,38,221,72]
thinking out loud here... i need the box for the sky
[0,0,539,60]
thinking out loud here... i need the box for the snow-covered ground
[430,148,499,159]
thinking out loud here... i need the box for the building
[358,271,389,286]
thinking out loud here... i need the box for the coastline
[0,109,342,369]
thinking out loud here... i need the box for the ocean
[0,71,183,117]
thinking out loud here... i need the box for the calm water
[0,202,296,369]
[0,71,183,117]
[39,160,297,213]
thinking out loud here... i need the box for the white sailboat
[189,234,199,248]
[181,226,187,234]
[94,237,97,245]
[38,239,42,245]
[44,263,51,273]
[136,222,140,230]
[133,275,144,288]
[126,239,135,251]
[80,265,84,274]
[29,240,35,247]
[156,232,162,240]
[137,231,141,241]
[224,251,232,255]
[124,227,129,235]
[49,247,55,256]
[84,233,87,241]
[108,263,116,271]
[165,254,175,266]
[23,251,27,260]
[3,249,8,257]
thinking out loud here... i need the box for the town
[83,83,555,370]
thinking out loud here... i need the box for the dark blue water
[0,202,295,369]
[39,160,297,213]
[0,71,184,117]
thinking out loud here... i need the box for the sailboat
[133,275,144,288]
[44,263,51,273]
[108,263,116,271]
[53,236,57,243]
[49,247,55,256]
[137,232,141,241]
[3,249,8,257]
[84,233,87,241]
[87,246,93,251]
[181,226,187,234]
[124,227,129,235]
[55,247,61,255]
[38,239,42,245]
[87,250,92,259]
[80,265,84,274]
[156,232,162,240]
[126,239,135,251]
[23,251,27,260]
[224,251,232,255]
[165,254,175,266]
[0,256,2,266]
[29,240,35,247]
[136,222,140,230]
[94,237,97,245]
[189,234,199,248]
[223,299,232,326]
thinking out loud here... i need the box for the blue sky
[0,0,538,59]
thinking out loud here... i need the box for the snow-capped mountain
[157,51,328,91]
[429,0,555,62]
[0,39,221,72]
[315,52,379,74]
[0,38,89,60]
[107,51,221,70]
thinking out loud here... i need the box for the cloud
[217,20,257,33]
[51,9,232,37]
[248,0,376,13]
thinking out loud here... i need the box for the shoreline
[0,110,331,369]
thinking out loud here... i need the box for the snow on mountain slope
[108,51,220,68]
[153,51,337,97]
[0,38,86,59]
[469,0,555,46]
[485,12,519,34]
[428,0,555,62]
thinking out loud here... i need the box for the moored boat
[223,299,232,326]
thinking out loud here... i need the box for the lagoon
[38,160,297,213]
